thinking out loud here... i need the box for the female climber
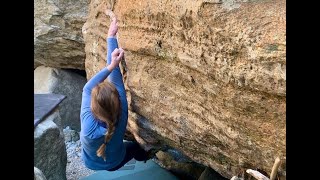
[80,10,153,171]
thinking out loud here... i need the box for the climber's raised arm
[105,11,128,116]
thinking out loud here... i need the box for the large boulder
[34,109,67,180]
[34,66,86,131]
[83,0,286,179]
[34,0,89,69]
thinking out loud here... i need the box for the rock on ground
[34,110,67,180]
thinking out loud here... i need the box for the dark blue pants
[107,141,149,171]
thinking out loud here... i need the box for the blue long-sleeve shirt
[80,37,128,170]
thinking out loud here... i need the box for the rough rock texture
[83,0,286,179]
[34,0,89,69]
[34,109,67,180]
[34,167,47,180]
[34,66,86,131]
[63,126,80,142]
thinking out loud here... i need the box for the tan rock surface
[83,0,286,179]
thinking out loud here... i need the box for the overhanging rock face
[83,0,286,179]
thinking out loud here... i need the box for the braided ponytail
[97,122,116,161]
[91,81,121,161]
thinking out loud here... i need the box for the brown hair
[91,81,121,161]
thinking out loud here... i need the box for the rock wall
[34,0,89,69]
[83,0,286,179]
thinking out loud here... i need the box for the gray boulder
[34,66,86,131]
[34,110,67,180]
